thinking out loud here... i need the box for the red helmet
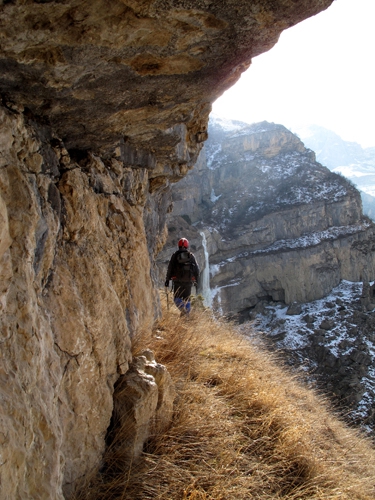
[178,238,189,249]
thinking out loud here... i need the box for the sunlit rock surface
[0,107,159,498]
[108,349,176,463]
[0,0,334,497]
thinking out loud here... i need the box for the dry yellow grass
[77,293,375,499]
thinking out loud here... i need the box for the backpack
[175,250,192,282]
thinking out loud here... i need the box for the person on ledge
[165,238,200,314]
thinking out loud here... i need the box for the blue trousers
[172,281,192,313]
[174,297,191,313]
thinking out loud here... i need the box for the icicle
[199,231,213,308]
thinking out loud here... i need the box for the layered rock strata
[160,119,375,315]
[0,0,333,157]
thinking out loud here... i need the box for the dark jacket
[166,249,200,284]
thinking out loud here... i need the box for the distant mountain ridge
[294,124,375,218]
[294,125,367,168]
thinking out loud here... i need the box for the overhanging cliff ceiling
[0,0,333,159]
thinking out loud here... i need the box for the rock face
[160,118,375,316]
[295,124,375,218]
[0,0,332,157]
[108,349,176,464]
[247,280,375,433]
[0,1,336,497]
[0,107,158,499]
[158,117,375,431]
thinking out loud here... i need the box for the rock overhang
[0,0,333,160]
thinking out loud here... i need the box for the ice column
[200,231,213,308]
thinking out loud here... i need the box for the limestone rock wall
[0,106,163,498]
[211,227,375,313]
[160,119,375,315]
[0,0,333,156]
[0,1,335,497]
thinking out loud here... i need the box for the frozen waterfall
[200,231,213,308]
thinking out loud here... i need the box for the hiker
[165,238,200,314]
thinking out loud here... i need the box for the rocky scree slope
[160,118,375,315]
[0,1,337,498]
[245,279,375,435]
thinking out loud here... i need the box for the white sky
[212,0,375,148]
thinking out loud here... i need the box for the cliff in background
[160,117,375,315]
[0,1,336,497]
[295,124,375,218]
[158,116,375,431]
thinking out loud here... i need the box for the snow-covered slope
[295,125,375,206]
[240,280,375,435]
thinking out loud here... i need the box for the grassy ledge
[77,293,375,499]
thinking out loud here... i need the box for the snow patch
[206,144,222,170]
[251,222,370,255]
[210,115,247,132]
[249,280,375,433]
[210,188,222,203]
